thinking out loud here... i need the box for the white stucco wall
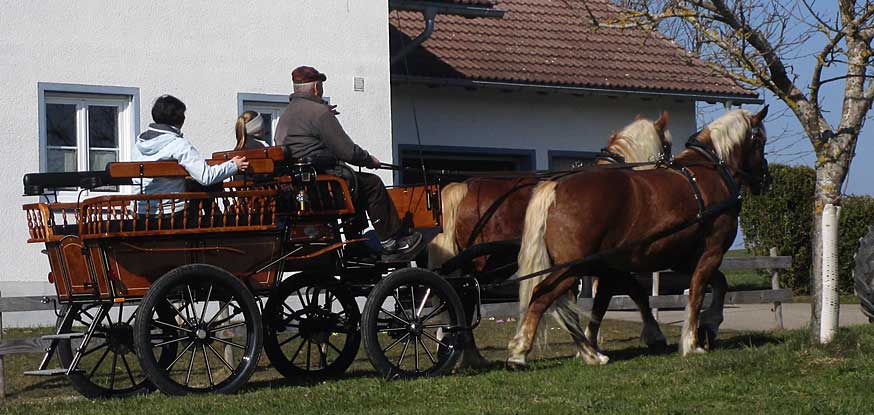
[0,1,391,323]
[392,85,698,170]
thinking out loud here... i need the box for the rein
[458,151,672,251]
[464,180,538,248]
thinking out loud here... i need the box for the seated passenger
[235,111,270,150]
[135,94,249,216]
[274,66,422,255]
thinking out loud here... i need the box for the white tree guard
[820,204,841,343]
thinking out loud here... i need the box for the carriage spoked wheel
[264,273,361,379]
[361,268,465,379]
[133,264,263,395]
[56,301,176,399]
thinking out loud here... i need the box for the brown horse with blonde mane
[429,112,672,367]
[509,107,770,367]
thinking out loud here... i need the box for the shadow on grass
[205,333,791,394]
[716,332,784,350]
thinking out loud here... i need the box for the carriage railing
[76,189,280,238]
[22,202,88,243]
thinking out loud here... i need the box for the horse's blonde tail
[516,181,586,348]
[427,182,469,273]
[517,181,558,314]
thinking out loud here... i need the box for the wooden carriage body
[23,145,441,305]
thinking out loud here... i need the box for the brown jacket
[274,93,372,167]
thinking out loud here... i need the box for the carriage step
[41,333,85,340]
[24,368,80,376]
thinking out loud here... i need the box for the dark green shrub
[739,164,815,293]
[739,163,874,294]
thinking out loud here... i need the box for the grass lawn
[3,315,874,414]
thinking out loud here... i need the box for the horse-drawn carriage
[21,107,771,397]
[21,145,484,397]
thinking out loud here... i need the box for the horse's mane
[703,109,762,164]
[605,118,671,163]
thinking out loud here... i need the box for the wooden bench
[482,248,792,330]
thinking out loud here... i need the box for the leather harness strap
[492,134,762,288]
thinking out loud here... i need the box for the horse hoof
[582,353,609,366]
[681,346,707,356]
[506,360,529,371]
[646,339,669,352]
[697,326,718,350]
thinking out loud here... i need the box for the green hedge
[739,164,815,293]
[739,164,874,293]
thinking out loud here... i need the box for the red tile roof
[390,0,758,100]
[432,0,497,5]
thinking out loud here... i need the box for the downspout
[390,7,437,66]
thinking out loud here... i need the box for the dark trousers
[355,172,402,240]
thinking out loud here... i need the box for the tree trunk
[809,158,848,341]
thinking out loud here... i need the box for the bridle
[683,124,770,194]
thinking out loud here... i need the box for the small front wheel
[361,268,465,379]
[263,273,361,379]
[133,264,262,395]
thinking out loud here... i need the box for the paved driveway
[608,303,870,331]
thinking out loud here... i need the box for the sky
[692,2,874,248]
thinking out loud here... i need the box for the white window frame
[38,83,140,200]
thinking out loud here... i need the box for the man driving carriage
[274,66,422,255]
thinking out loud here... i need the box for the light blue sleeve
[174,139,238,186]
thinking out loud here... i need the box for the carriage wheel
[361,268,465,379]
[133,264,263,395]
[56,302,176,399]
[264,273,360,379]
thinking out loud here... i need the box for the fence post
[652,271,660,321]
[770,247,784,330]
[0,290,6,399]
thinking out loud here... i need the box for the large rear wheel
[361,268,465,379]
[133,264,262,395]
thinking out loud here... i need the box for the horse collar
[596,148,626,164]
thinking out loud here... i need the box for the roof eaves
[391,75,763,104]
[389,0,505,18]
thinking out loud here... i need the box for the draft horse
[509,107,770,367]
[428,113,673,367]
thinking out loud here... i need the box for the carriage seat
[23,170,133,196]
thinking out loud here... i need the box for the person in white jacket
[135,95,249,216]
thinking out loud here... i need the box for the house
[0,0,757,325]
[389,0,759,181]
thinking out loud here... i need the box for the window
[39,83,139,194]
[398,145,535,184]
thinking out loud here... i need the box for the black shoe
[381,232,423,255]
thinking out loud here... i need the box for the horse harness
[492,130,768,287]
[462,143,676,250]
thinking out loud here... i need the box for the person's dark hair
[151,95,186,126]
